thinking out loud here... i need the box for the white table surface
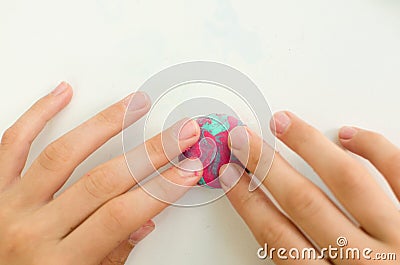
[1,1,400,264]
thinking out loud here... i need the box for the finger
[59,159,202,265]
[127,220,155,246]
[0,82,72,188]
[229,126,371,250]
[100,220,155,265]
[339,126,400,200]
[219,163,327,265]
[37,118,200,237]
[270,111,400,241]
[20,92,151,202]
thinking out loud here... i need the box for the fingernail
[339,126,358,140]
[174,119,199,141]
[128,220,155,246]
[229,126,249,150]
[271,112,291,135]
[51,81,69,96]
[178,158,203,177]
[219,164,241,190]
[125,92,149,112]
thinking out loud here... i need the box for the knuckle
[102,199,129,233]
[335,161,366,191]
[385,151,400,171]
[388,151,400,163]
[285,183,322,219]
[146,136,165,158]
[236,192,256,212]
[95,107,124,130]
[338,159,359,175]
[339,173,365,193]
[2,223,38,253]
[154,170,176,198]
[101,255,127,265]
[259,223,289,247]
[83,167,118,200]
[30,100,45,114]
[1,126,21,146]
[38,140,72,171]
[28,101,46,121]
[13,225,36,242]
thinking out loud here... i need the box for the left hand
[0,82,202,265]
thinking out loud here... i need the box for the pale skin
[219,112,400,264]
[0,82,203,265]
[1,83,399,265]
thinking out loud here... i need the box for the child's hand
[0,82,202,265]
[220,111,399,264]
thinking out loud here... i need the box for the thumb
[100,220,155,265]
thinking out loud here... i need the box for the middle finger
[35,118,200,237]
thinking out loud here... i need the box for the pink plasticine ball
[179,113,244,188]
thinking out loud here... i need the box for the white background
[1,1,400,264]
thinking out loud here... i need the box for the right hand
[219,111,399,264]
